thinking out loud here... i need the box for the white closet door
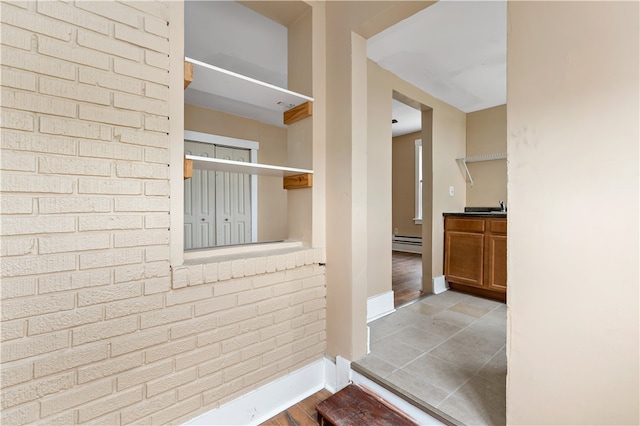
[184,141,216,249]
[215,146,252,246]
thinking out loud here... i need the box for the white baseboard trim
[351,370,445,425]
[324,357,338,393]
[391,243,422,254]
[367,291,395,323]
[184,356,446,426]
[183,359,326,426]
[433,275,449,295]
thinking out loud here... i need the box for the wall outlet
[393,227,398,235]
[449,186,455,197]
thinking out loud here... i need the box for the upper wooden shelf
[185,154,313,178]
[185,57,313,113]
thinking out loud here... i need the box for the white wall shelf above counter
[185,58,313,126]
[456,152,507,163]
[456,152,507,187]
[185,154,313,178]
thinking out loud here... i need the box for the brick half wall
[0,1,327,424]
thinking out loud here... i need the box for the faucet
[499,200,506,212]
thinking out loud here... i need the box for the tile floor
[353,290,506,425]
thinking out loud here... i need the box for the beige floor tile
[460,295,502,310]
[406,301,446,317]
[355,354,397,378]
[477,345,507,386]
[483,306,508,324]
[402,354,474,393]
[447,301,495,318]
[368,310,416,342]
[428,338,495,373]
[385,325,448,353]
[370,338,425,368]
[448,375,506,425]
[421,291,470,307]
[444,326,506,358]
[465,317,507,339]
[437,393,505,426]
[385,369,450,408]
[430,308,478,329]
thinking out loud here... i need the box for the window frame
[414,138,422,225]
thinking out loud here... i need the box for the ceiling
[370,0,507,137]
[184,1,506,137]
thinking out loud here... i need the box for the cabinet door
[445,231,484,288]
[486,234,507,292]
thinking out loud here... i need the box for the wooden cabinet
[444,215,507,301]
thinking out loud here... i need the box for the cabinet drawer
[445,218,485,232]
[489,219,507,234]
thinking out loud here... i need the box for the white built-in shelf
[186,155,313,178]
[456,152,507,163]
[185,57,313,113]
[456,152,507,187]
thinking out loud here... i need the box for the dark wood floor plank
[297,392,326,418]
[392,251,424,307]
[258,389,333,426]
[282,405,318,426]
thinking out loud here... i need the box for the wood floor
[259,389,333,426]
[392,251,424,307]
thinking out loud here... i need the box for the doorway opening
[391,93,432,308]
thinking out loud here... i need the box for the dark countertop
[443,207,507,218]
[443,212,507,218]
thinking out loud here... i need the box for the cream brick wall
[0,1,326,425]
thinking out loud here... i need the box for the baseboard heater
[392,235,422,254]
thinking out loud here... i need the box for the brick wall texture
[0,2,327,424]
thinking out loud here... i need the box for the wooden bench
[316,384,418,426]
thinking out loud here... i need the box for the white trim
[335,355,352,391]
[351,371,445,426]
[184,130,259,151]
[415,139,422,222]
[392,243,422,254]
[433,275,449,295]
[324,357,338,394]
[367,291,396,322]
[183,241,303,262]
[183,359,326,426]
[250,149,258,242]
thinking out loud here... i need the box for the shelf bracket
[184,158,193,179]
[283,101,313,125]
[459,159,474,187]
[456,152,506,187]
[283,173,312,190]
[184,60,193,89]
